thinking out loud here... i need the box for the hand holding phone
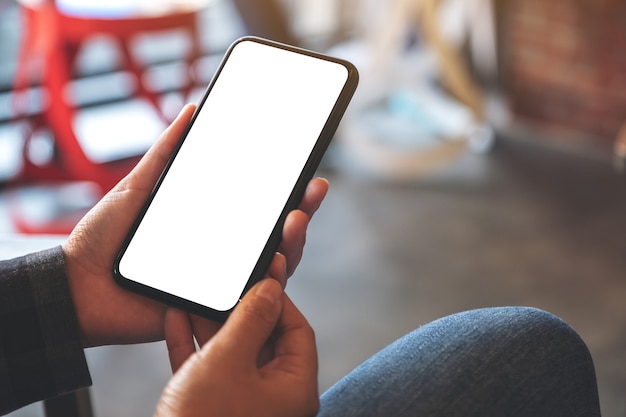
[113,37,358,321]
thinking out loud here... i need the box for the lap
[318,307,600,417]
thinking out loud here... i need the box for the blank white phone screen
[118,40,349,312]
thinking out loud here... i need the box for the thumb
[209,279,283,361]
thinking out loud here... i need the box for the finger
[279,209,309,277]
[68,104,197,269]
[207,279,283,363]
[279,178,329,277]
[190,315,222,348]
[298,177,329,219]
[257,337,276,368]
[270,293,317,376]
[117,104,196,192]
[266,252,288,288]
[165,309,196,373]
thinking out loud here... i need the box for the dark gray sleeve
[0,246,92,415]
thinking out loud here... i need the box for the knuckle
[240,298,277,329]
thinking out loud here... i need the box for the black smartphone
[113,37,358,322]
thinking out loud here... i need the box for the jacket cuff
[0,246,92,413]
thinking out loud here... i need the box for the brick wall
[500,0,626,147]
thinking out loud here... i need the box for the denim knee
[318,307,601,417]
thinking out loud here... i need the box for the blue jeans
[318,307,601,417]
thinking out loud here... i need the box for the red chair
[9,0,207,233]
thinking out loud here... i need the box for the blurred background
[1,0,625,416]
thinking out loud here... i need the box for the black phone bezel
[112,36,359,322]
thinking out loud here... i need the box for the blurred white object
[437,0,498,79]
[0,124,24,181]
[18,0,215,17]
[329,0,498,180]
[74,99,166,163]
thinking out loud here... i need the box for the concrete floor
[301,138,626,417]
